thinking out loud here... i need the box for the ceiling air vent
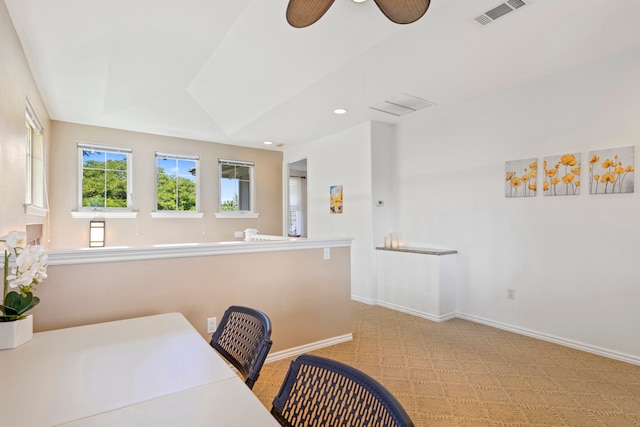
[474,0,532,26]
[370,94,435,117]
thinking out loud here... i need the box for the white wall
[284,123,375,300]
[370,122,397,303]
[393,48,640,362]
[371,122,396,248]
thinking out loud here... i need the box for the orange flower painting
[505,158,537,198]
[543,153,581,196]
[589,146,634,194]
[330,185,343,213]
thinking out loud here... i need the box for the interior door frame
[284,156,308,238]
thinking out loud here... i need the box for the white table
[0,313,279,426]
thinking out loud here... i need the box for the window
[77,143,132,211]
[25,101,47,216]
[216,159,258,218]
[154,152,200,216]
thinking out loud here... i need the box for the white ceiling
[6,0,640,150]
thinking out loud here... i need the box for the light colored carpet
[253,302,640,426]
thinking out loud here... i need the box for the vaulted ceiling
[6,0,640,150]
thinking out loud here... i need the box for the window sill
[215,211,260,219]
[25,204,48,217]
[150,211,204,219]
[71,210,139,219]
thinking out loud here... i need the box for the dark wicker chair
[209,305,272,389]
[271,354,414,427]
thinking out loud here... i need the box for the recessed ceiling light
[352,0,367,3]
[333,108,348,115]
[263,141,273,145]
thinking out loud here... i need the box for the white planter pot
[0,315,33,350]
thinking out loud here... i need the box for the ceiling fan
[286,0,431,28]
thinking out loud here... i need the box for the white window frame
[25,101,48,217]
[71,143,137,219]
[151,152,203,219]
[215,159,259,219]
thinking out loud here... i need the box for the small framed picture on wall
[543,153,581,196]
[505,158,537,198]
[330,185,343,214]
[589,146,634,194]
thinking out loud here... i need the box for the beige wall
[49,121,283,248]
[0,0,50,236]
[34,246,352,352]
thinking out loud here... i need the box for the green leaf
[1,291,40,316]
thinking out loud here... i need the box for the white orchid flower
[2,231,47,320]
[5,243,47,294]
[2,231,28,252]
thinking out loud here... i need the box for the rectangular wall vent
[474,0,533,26]
[370,94,435,117]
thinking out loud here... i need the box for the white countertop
[47,237,353,265]
[375,246,457,255]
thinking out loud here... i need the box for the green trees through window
[80,146,256,216]
[156,155,197,211]
[81,150,129,208]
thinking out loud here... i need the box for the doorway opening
[287,159,307,238]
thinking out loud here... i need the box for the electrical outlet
[234,231,244,238]
[323,247,330,260]
[207,317,217,333]
[507,288,515,300]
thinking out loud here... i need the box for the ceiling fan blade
[286,0,336,28]
[373,0,431,25]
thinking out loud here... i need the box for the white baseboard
[265,333,353,364]
[350,295,376,305]
[376,300,455,323]
[456,312,640,366]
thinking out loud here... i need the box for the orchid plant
[1,231,48,322]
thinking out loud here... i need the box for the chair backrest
[209,305,272,389]
[271,354,414,427]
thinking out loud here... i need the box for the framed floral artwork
[589,146,634,194]
[330,185,343,213]
[543,153,581,196]
[505,158,537,197]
